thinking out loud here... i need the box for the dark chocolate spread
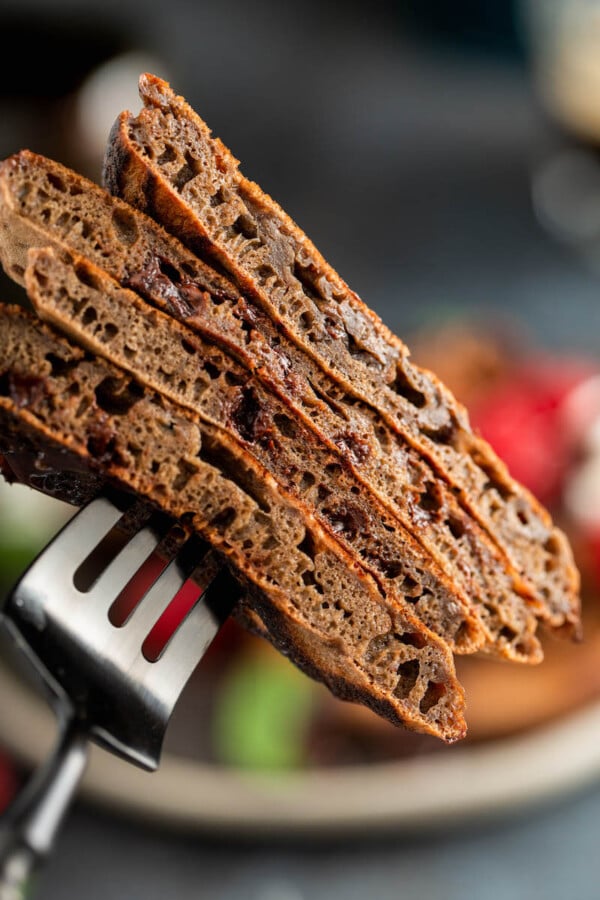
[229,387,273,445]
[324,501,369,539]
[86,413,119,464]
[333,431,371,465]
[125,255,210,321]
[0,371,47,409]
[126,253,236,323]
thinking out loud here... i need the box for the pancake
[0,73,583,742]
[0,152,560,661]
[103,73,579,637]
[0,304,466,741]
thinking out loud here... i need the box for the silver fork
[0,493,236,898]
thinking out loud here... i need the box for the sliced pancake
[28,245,546,659]
[0,303,466,741]
[0,152,569,657]
[103,72,579,636]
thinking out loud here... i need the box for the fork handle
[0,718,89,898]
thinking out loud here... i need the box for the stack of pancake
[0,75,580,743]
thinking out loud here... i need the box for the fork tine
[144,571,234,707]
[87,525,163,609]
[123,555,189,636]
[3,489,236,776]
[20,497,124,589]
[39,497,123,573]
[144,589,224,708]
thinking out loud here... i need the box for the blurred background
[4,0,600,898]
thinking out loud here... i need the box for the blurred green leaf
[213,648,315,772]
[0,543,42,589]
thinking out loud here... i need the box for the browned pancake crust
[30,245,537,657]
[0,304,466,741]
[0,152,564,659]
[102,73,578,635]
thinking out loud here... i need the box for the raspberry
[471,357,596,504]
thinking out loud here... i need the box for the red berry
[470,356,597,504]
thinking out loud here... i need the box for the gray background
[3,1,600,897]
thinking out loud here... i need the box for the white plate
[2,656,600,837]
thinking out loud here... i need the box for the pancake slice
[29,245,545,660]
[0,303,467,741]
[0,152,564,659]
[103,72,579,637]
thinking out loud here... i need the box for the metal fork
[0,493,236,898]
